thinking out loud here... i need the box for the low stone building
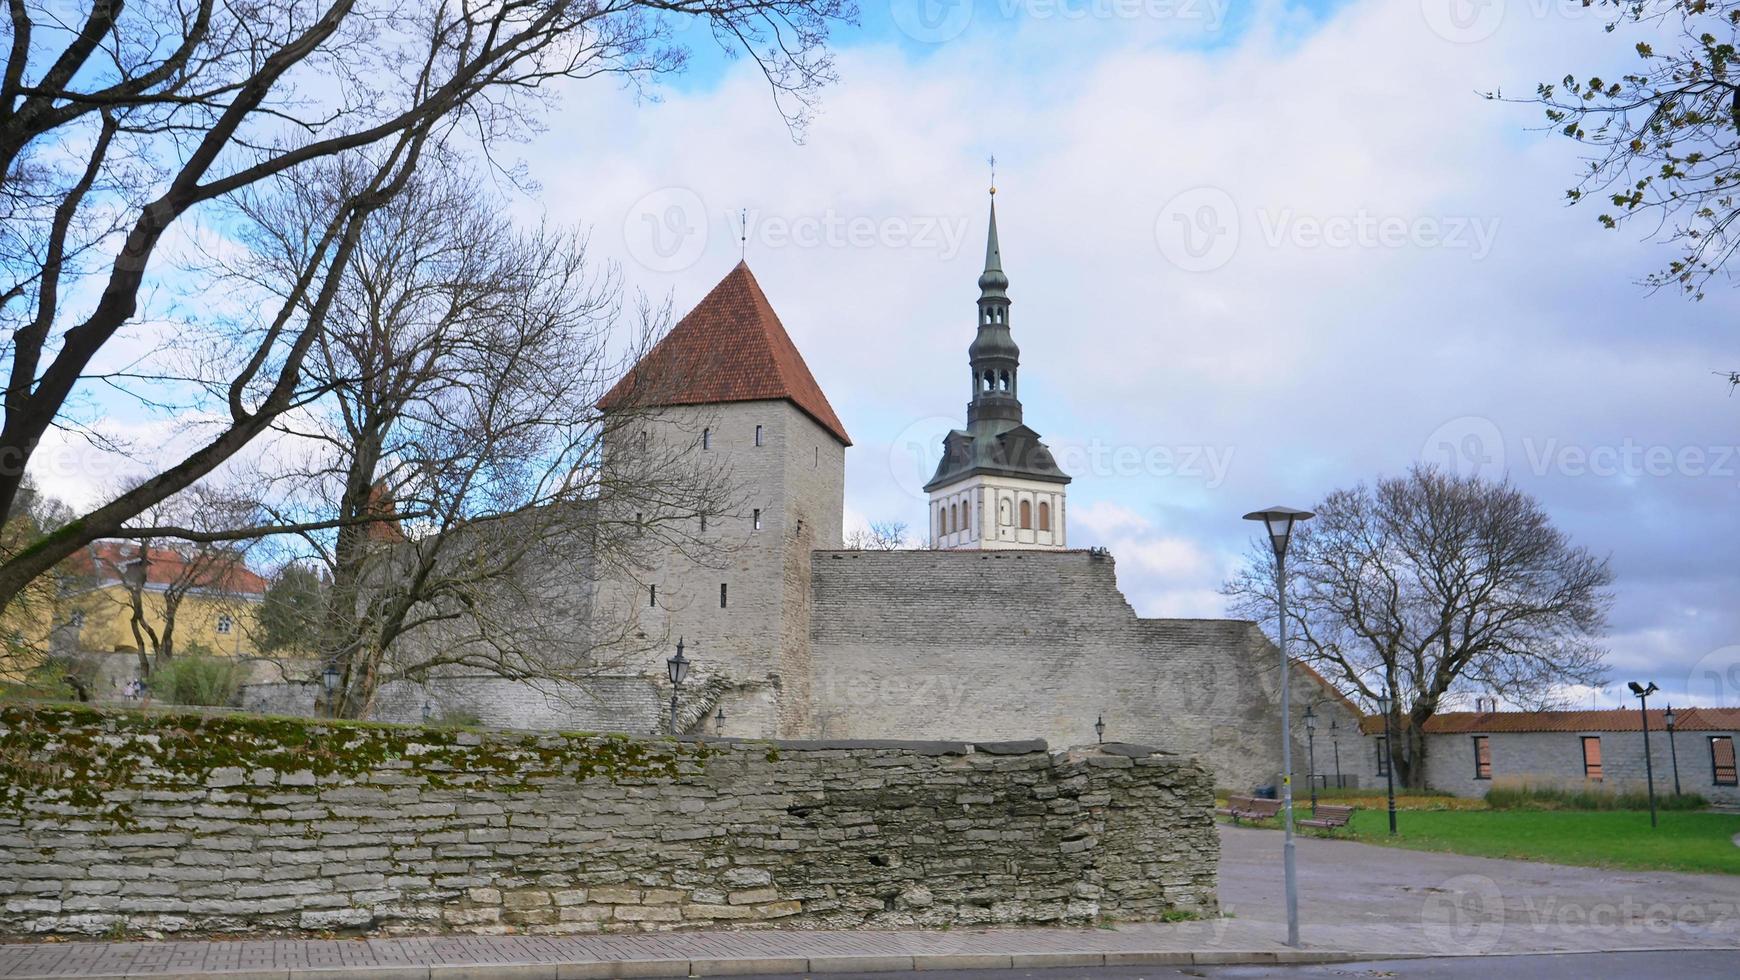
[1356,707,1740,805]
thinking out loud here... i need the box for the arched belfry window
[1039,501,1051,532]
[1019,499,1032,529]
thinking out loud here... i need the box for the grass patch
[1337,808,1740,875]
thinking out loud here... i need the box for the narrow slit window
[753,508,763,531]
[702,428,711,450]
[754,424,764,447]
[649,584,657,607]
[720,583,728,608]
[1472,736,1491,780]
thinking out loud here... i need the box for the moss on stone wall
[0,703,711,826]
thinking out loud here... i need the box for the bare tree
[845,520,910,550]
[0,0,849,613]
[1225,466,1613,788]
[235,163,732,718]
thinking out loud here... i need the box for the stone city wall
[0,705,1217,937]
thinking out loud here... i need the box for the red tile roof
[1357,707,1740,735]
[74,541,269,596]
[597,262,850,445]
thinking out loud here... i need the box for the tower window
[640,431,649,451]
[949,503,959,534]
[1038,501,1051,532]
[999,370,1011,392]
[754,424,764,447]
[720,583,728,608]
[649,585,657,607]
[753,508,763,531]
[635,512,644,535]
[962,499,971,535]
[814,446,819,467]
[1019,499,1032,529]
[700,513,707,532]
[702,428,710,450]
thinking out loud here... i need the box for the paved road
[1213,824,1740,955]
[738,950,1740,978]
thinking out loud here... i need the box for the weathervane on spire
[988,154,997,196]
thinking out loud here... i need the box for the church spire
[968,186,1020,425]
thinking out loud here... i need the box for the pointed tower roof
[598,262,850,445]
[977,192,1008,296]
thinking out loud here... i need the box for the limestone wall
[0,705,1217,938]
[805,549,1365,792]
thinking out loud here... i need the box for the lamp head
[1242,506,1315,561]
[1628,681,1658,698]
[667,638,691,686]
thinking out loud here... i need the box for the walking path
[2,826,1735,978]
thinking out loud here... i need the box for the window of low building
[1473,735,1491,780]
[216,614,233,635]
[1582,736,1604,781]
[1712,736,1737,787]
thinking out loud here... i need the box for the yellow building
[64,541,266,660]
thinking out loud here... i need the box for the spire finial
[739,207,748,261]
[988,154,997,196]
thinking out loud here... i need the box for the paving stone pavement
[3,826,1737,978]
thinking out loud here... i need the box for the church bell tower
[924,186,1071,550]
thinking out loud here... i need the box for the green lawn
[1323,808,1740,875]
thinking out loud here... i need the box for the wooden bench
[1298,804,1355,831]
[1218,796,1283,824]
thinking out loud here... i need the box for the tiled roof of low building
[1357,706,1740,735]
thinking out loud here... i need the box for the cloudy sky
[522,0,1740,710]
[35,0,1739,708]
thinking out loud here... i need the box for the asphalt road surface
[738,949,1738,979]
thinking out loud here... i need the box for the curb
[2,948,1415,980]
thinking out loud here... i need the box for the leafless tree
[845,520,910,550]
[233,163,733,718]
[0,0,849,614]
[1225,465,1613,788]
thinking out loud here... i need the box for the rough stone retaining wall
[0,705,1217,937]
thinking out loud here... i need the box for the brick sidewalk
[0,922,1343,979]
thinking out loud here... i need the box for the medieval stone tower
[925,191,1071,549]
[594,262,848,737]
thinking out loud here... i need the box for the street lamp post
[1629,681,1660,828]
[1243,505,1314,949]
[1304,706,1319,813]
[1330,718,1343,790]
[1376,692,1398,837]
[667,639,691,736]
[1664,704,1682,798]
[1095,715,1106,744]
